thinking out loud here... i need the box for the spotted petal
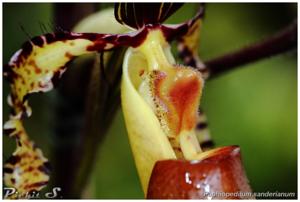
[3,30,139,197]
[4,119,50,198]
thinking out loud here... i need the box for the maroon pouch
[147,146,254,199]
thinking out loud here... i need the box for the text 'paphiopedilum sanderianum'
[3,3,252,199]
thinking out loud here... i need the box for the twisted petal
[4,32,127,117]
[3,30,139,196]
[177,5,208,78]
[4,119,50,197]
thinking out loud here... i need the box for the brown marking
[19,152,31,159]
[173,147,182,151]
[196,122,207,130]
[87,40,105,51]
[6,155,21,165]
[24,181,48,190]
[19,76,26,83]
[28,60,41,74]
[186,22,199,37]
[4,128,16,136]
[4,167,14,173]
[38,81,44,88]
[153,71,167,97]
[139,69,145,76]
[32,36,44,47]
[64,52,73,60]
[38,163,51,175]
[11,178,16,184]
[33,172,39,177]
[25,166,34,172]
[200,140,215,148]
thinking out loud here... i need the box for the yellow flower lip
[121,29,205,194]
[121,47,176,194]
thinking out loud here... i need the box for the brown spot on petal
[64,52,73,60]
[11,178,16,184]
[4,167,14,174]
[4,128,16,136]
[28,60,41,74]
[38,163,51,175]
[25,166,34,172]
[139,69,145,76]
[6,155,21,165]
[87,41,105,51]
[24,181,48,190]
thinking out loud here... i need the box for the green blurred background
[3,3,297,199]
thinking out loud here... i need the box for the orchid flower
[4,3,252,198]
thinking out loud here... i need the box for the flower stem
[204,20,297,79]
[50,3,98,198]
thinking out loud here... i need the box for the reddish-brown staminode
[147,146,254,199]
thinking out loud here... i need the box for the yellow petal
[4,34,114,196]
[121,47,176,194]
[4,17,125,196]
[73,8,129,34]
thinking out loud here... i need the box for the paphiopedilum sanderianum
[3,3,252,199]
